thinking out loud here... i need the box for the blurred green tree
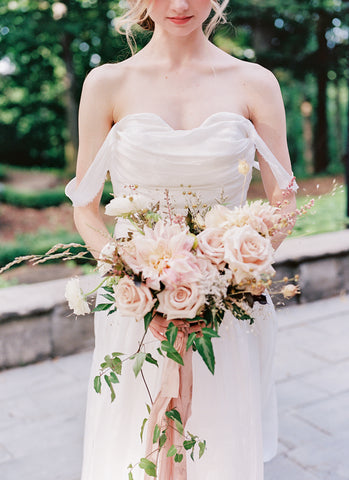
[225,0,349,174]
[0,0,148,171]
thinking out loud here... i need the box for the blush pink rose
[223,225,275,284]
[113,276,155,320]
[197,227,226,268]
[156,283,205,320]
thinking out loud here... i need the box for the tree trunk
[344,71,349,223]
[61,31,79,175]
[314,12,329,173]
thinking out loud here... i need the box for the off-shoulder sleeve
[250,126,298,193]
[65,128,115,207]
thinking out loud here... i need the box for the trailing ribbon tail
[144,334,193,480]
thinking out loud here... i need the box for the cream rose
[197,227,226,267]
[223,225,275,284]
[204,204,235,229]
[156,283,205,320]
[113,276,155,320]
[105,194,151,217]
[65,277,90,315]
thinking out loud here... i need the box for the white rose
[197,227,226,267]
[65,277,90,315]
[105,194,151,217]
[156,283,205,320]
[113,276,155,320]
[204,204,235,229]
[223,225,275,284]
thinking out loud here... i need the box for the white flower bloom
[65,277,90,315]
[97,241,116,276]
[105,194,151,217]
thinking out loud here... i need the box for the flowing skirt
[81,293,278,480]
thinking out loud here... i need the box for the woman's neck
[142,27,213,69]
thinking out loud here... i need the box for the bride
[65,1,297,479]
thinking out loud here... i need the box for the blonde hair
[115,0,230,54]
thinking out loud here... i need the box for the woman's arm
[73,66,116,259]
[247,67,297,250]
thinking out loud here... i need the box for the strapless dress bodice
[65,112,297,212]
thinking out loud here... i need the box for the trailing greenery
[0,181,113,208]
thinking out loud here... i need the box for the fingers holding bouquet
[149,313,206,343]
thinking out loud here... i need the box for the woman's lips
[168,16,193,25]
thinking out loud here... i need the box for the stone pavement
[0,295,348,480]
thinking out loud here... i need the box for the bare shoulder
[233,59,284,122]
[82,60,129,96]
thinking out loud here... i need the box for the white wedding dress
[65,112,297,480]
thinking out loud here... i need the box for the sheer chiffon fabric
[65,112,296,480]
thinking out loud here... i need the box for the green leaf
[145,353,158,367]
[174,453,184,463]
[128,471,134,480]
[133,352,147,378]
[199,440,206,458]
[102,293,115,302]
[174,419,184,435]
[157,347,164,357]
[104,374,116,402]
[202,327,220,338]
[93,303,114,312]
[109,371,119,383]
[159,432,167,448]
[186,332,196,351]
[183,439,196,450]
[144,311,153,331]
[107,308,117,316]
[194,335,215,374]
[103,285,115,294]
[139,458,157,477]
[161,341,184,365]
[146,403,151,414]
[93,375,101,393]
[165,322,178,346]
[140,417,147,442]
[166,445,177,457]
[165,408,182,425]
[153,424,160,443]
[112,352,123,357]
[111,356,122,375]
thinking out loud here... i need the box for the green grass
[291,187,347,237]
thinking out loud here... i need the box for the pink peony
[156,283,205,320]
[113,276,155,320]
[129,220,196,290]
[223,225,275,284]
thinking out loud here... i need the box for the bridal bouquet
[0,173,306,479]
[63,182,303,479]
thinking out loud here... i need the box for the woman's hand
[149,314,205,342]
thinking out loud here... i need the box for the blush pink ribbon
[144,333,193,480]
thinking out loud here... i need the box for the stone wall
[1,230,348,370]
